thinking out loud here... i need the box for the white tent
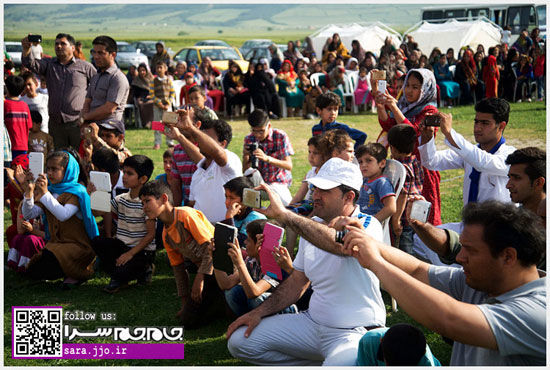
[309,22,402,59]
[405,18,502,57]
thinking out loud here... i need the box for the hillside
[4,4,423,39]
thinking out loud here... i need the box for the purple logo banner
[62,343,185,359]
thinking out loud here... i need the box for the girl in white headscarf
[374,68,442,226]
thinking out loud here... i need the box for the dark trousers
[91,237,154,283]
[181,274,227,329]
[49,119,81,151]
[27,248,64,280]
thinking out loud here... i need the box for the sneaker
[153,144,161,150]
[527,98,532,102]
[103,279,128,294]
[305,113,315,120]
[137,264,155,286]
[516,99,522,103]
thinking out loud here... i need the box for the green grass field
[3,101,545,366]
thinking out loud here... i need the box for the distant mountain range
[4,4,425,38]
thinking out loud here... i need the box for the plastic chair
[340,73,357,113]
[310,72,324,87]
[381,158,406,312]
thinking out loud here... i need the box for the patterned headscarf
[12,154,29,170]
[397,68,438,119]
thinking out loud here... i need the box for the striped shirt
[148,76,175,109]
[170,144,198,205]
[111,192,155,250]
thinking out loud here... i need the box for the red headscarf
[12,154,29,170]
[461,50,477,85]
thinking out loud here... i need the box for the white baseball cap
[307,157,362,192]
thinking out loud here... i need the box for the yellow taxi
[173,46,249,72]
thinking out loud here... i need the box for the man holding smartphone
[22,33,96,150]
[226,158,385,366]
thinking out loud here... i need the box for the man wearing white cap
[226,158,386,366]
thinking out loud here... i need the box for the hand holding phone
[377,80,387,95]
[242,188,261,209]
[410,200,432,223]
[424,115,441,127]
[28,152,44,181]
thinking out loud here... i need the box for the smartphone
[377,80,387,94]
[28,152,44,181]
[213,223,238,275]
[372,70,386,80]
[162,111,179,125]
[242,188,261,209]
[151,121,165,131]
[410,200,432,223]
[259,223,284,281]
[28,34,42,43]
[424,115,441,127]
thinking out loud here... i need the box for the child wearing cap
[149,61,176,150]
[82,119,132,167]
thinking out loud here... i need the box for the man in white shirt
[226,158,386,366]
[170,108,242,223]
[418,98,516,205]
[414,98,516,264]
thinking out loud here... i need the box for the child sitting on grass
[387,124,423,254]
[139,180,226,329]
[28,111,53,160]
[222,176,266,246]
[355,143,396,223]
[91,155,156,293]
[22,150,99,288]
[211,218,297,317]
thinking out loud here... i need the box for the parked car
[194,40,231,47]
[132,41,175,61]
[115,42,148,69]
[240,39,272,56]
[243,46,272,65]
[4,42,22,66]
[173,46,248,72]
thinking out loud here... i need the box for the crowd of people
[2,30,547,366]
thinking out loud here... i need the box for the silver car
[4,42,22,66]
[115,42,148,68]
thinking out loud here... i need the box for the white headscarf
[397,68,438,119]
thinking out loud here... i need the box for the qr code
[13,307,63,358]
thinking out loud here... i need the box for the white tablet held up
[28,152,44,181]
[89,171,112,212]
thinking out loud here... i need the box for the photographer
[242,109,294,206]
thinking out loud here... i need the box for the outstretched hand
[252,183,287,221]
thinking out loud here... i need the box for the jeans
[398,225,415,255]
[224,284,297,317]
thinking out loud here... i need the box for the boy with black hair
[171,109,242,222]
[505,147,546,214]
[356,143,396,223]
[222,176,266,245]
[187,85,218,121]
[91,154,155,293]
[311,91,366,150]
[28,110,54,160]
[387,124,423,254]
[243,109,294,205]
[212,218,297,317]
[83,118,132,166]
[4,75,32,159]
[356,323,440,366]
[139,180,226,328]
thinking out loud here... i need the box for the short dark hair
[123,155,154,181]
[506,147,546,192]
[55,33,76,45]
[387,124,416,154]
[462,201,545,267]
[307,135,322,148]
[30,110,43,124]
[245,218,268,244]
[475,98,510,124]
[139,179,173,205]
[5,75,26,96]
[20,71,38,85]
[188,85,206,97]
[162,149,173,160]
[380,324,426,366]
[247,109,269,128]
[92,35,117,53]
[356,143,387,163]
[315,91,341,109]
[155,61,167,68]
[200,119,232,146]
[223,176,254,200]
[338,184,359,205]
[92,147,120,175]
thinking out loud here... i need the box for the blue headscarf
[43,151,99,241]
